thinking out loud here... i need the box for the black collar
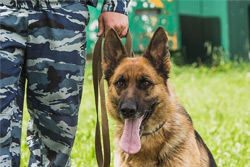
[142,120,166,136]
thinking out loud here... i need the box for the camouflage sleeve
[101,0,130,15]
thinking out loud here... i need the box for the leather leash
[92,30,133,167]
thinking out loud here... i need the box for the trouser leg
[0,5,28,167]
[25,3,89,166]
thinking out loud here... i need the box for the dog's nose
[120,102,136,118]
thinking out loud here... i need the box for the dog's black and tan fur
[102,27,216,167]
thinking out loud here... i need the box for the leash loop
[92,29,133,167]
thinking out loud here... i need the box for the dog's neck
[141,120,167,136]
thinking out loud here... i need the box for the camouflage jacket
[1,0,130,15]
[87,0,130,15]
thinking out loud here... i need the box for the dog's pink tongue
[119,117,143,154]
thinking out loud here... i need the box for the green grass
[21,61,250,167]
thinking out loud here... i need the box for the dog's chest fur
[113,112,207,167]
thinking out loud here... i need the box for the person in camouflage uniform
[0,0,130,166]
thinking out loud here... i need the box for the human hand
[97,12,129,38]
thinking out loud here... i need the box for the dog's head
[103,27,173,154]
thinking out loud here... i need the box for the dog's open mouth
[119,116,143,154]
[119,111,152,154]
[119,100,158,154]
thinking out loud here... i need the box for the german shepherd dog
[102,27,217,167]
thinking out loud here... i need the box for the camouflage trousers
[0,1,89,166]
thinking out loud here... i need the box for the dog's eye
[115,81,125,88]
[140,81,152,89]
[142,81,150,87]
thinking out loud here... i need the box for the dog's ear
[103,28,128,82]
[143,27,171,80]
